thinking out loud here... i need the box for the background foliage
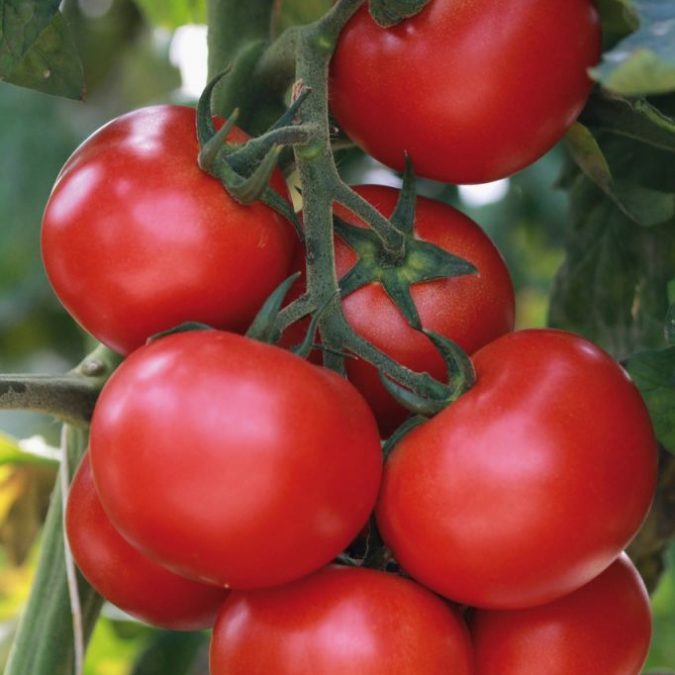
[0,0,673,672]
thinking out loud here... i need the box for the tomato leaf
[132,0,205,29]
[580,92,675,153]
[627,346,675,453]
[592,1,675,95]
[596,0,640,34]
[550,171,675,358]
[0,2,84,99]
[567,121,675,227]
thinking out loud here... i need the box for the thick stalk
[0,345,122,425]
[4,426,102,675]
[207,0,283,131]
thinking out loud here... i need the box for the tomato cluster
[42,2,658,673]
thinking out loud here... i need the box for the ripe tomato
[41,105,297,355]
[472,553,652,674]
[89,330,382,590]
[376,329,657,609]
[283,185,515,436]
[330,0,601,184]
[66,455,227,630]
[210,566,474,674]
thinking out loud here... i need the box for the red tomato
[330,0,601,184]
[472,553,652,674]
[376,329,657,609]
[41,105,297,355]
[66,454,227,630]
[89,330,382,590]
[283,185,515,436]
[210,566,474,674]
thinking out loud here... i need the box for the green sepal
[422,330,476,400]
[382,415,427,457]
[291,295,334,359]
[219,144,283,205]
[390,156,416,235]
[368,0,432,27]
[246,273,302,344]
[378,371,448,416]
[334,216,477,328]
[196,69,232,146]
[148,322,215,345]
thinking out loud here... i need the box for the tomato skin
[283,185,515,436]
[89,330,382,589]
[472,553,652,675]
[41,105,296,355]
[376,329,657,609]
[66,455,227,630]
[210,566,475,675]
[330,0,601,184]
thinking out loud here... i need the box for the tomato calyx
[336,164,477,330]
[195,72,306,233]
[368,0,432,28]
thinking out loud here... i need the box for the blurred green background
[0,0,673,673]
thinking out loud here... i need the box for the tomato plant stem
[289,0,461,410]
[0,346,121,426]
[4,426,102,675]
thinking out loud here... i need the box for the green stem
[4,426,102,675]
[0,345,122,426]
[207,0,284,132]
[290,0,458,410]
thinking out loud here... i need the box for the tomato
[89,330,382,590]
[283,185,515,436]
[210,566,474,674]
[376,329,657,609]
[66,454,227,630]
[41,105,297,355]
[472,553,652,674]
[330,0,601,184]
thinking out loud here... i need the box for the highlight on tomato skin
[88,329,383,591]
[376,328,658,610]
[66,454,228,631]
[471,553,652,675]
[330,0,602,184]
[41,105,297,355]
[209,565,475,675]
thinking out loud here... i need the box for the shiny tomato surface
[90,330,382,589]
[377,329,657,608]
[42,105,296,354]
[330,0,601,184]
[66,455,227,630]
[210,566,474,674]
[472,553,652,674]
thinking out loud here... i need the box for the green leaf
[592,1,675,95]
[0,3,84,99]
[133,0,205,29]
[566,122,675,227]
[580,92,675,153]
[597,0,640,34]
[550,173,675,357]
[627,346,675,452]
